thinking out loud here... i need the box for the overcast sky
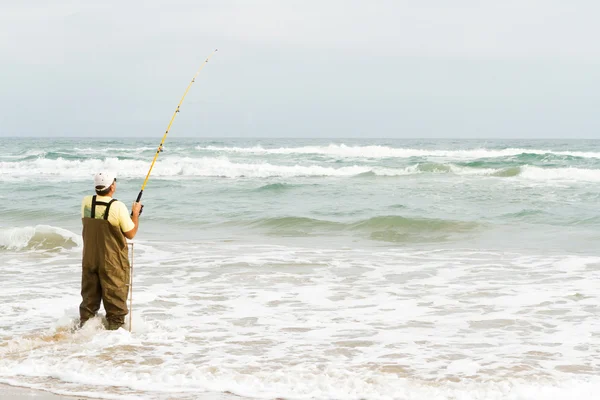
[1,0,599,139]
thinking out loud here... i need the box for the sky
[1,0,599,139]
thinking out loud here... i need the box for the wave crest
[2,157,600,182]
[196,144,600,160]
[0,225,81,251]
[248,215,478,242]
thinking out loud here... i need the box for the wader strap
[91,195,97,219]
[103,199,116,220]
[90,195,117,220]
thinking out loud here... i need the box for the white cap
[94,171,116,190]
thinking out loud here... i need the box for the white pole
[128,242,134,332]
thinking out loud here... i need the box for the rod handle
[132,190,144,217]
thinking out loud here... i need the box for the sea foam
[196,144,600,160]
[2,156,600,182]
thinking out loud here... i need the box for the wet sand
[0,383,90,399]
[0,383,246,399]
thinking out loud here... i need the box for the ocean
[1,137,599,399]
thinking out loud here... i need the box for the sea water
[0,138,599,399]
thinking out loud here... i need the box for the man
[80,171,142,330]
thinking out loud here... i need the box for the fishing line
[134,49,218,212]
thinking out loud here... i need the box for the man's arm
[123,202,142,239]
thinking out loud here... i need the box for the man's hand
[131,202,143,218]
[124,202,142,239]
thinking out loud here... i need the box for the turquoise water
[1,138,599,399]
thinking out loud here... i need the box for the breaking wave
[0,225,81,251]
[196,144,600,160]
[1,157,600,182]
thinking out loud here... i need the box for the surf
[0,225,81,252]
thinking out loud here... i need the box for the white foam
[0,157,148,181]
[519,165,600,182]
[2,153,600,182]
[158,157,373,178]
[197,144,600,160]
[448,164,501,176]
[2,242,600,399]
[0,156,371,179]
[73,146,161,154]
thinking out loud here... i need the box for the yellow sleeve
[81,196,92,218]
[115,201,136,233]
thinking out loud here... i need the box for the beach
[1,138,599,399]
[0,383,88,400]
[0,383,239,400]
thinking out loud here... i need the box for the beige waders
[80,196,130,330]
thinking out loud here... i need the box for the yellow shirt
[81,195,135,233]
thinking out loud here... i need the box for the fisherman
[80,171,142,330]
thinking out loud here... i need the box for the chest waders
[80,196,130,330]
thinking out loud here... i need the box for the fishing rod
[133,49,218,214]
